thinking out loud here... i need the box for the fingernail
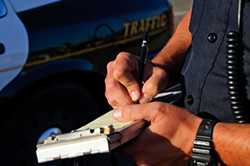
[113,110,122,118]
[130,91,140,102]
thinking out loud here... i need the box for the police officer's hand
[105,52,169,108]
[113,102,202,166]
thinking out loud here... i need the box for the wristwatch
[189,119,218,166]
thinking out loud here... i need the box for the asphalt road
[169,0,192,26]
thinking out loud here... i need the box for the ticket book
[36,110,146,163]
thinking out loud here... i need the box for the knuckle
[106,95,118,107]
[109,101,119,108]
[104,89,111,100]
[104,76,109,84]
[152,102,166,114]
[105,81,117,95]
[116,52,130,60]
[117,52,136,65]
[149,102,167,122]
[105,93,111,101]
[105,80,117,91]
[106,61,114,70]
[104,76,113,87]
[113,68,126,80]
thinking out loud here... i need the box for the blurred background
[170,0,192,26]
[0,0,191,165]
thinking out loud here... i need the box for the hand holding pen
[105,31,169,108]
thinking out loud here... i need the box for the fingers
[105,78,133,108]
[140,64,169,103]
[113,52,141,101]
[105,61,133,108]
[113,102,165,122]
[105,51,170,108]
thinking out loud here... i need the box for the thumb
[140,69,168,103]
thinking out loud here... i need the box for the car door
[0,0,28,91]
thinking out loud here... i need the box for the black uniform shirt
[182,0,250,122]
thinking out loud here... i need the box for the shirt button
[185,95,194,105]
[207,33,217,43]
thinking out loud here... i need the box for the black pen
[138,31,149,88]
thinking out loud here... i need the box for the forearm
[152,10,192,71]
[213,123,250,165]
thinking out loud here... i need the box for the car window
[0,0,7,18]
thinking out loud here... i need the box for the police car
[0,0,174,165]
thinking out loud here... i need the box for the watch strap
[189,119,218,166]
